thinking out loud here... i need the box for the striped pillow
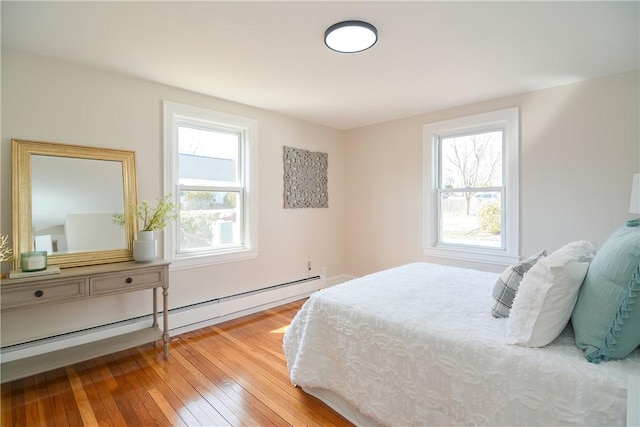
[491,250,546,318]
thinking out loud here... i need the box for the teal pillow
[572,221,640,363]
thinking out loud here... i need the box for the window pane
[440,191,501,247]
[441,131,502,189]
[178,190,241,251]
[178,125,240,186]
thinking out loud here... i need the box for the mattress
[283,263,640,426]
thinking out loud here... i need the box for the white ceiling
[2,1,639,130]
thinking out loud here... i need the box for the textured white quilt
[283,263,640,426]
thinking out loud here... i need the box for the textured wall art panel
[283,146,328,208]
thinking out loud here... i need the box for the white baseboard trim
[1,274,331,363]
[0,316,160,363]
[170,292,309,337]
[169,274,327,336]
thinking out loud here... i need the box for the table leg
[152,288,158,327]
[152,287,158,348]
[163,285,169,358]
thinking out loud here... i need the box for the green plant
[113,194,178,232]
[179,210,218,249]
[478,201,501,235]
[0,234,12,262]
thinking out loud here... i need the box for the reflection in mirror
[31,156,126,254]
[12,139,138,269]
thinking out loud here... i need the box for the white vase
[133,230,157,262]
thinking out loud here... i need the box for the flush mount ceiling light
[324,20,378,53]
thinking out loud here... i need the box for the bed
[283,262,640,426]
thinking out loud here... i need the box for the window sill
[422,245,519,267]
[168,248,258,271]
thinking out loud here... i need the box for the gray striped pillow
[491,250,546,318]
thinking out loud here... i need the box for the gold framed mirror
[12,139,138,269]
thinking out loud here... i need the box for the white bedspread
[283,263,640,426]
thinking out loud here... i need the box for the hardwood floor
[1,299,353,426]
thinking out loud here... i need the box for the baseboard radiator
[1,274,326,363]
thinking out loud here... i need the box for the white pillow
[505,240,595,347]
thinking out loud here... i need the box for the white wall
[344,70,639,277]
[1,48,345,346]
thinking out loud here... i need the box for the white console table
[0,260,169,383]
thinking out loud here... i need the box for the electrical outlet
[321,266,328,277]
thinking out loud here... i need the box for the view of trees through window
[439,130,503,248]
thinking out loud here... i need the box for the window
[163,101,258,269]
[423,108,519,266]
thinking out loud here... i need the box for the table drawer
[89,268,164,295]
[1,279,85,310]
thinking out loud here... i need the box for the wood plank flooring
[1,299,353,426]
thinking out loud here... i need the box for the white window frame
[422,108,519,266]
[163,101,258,270]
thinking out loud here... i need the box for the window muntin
[164,101,257,269]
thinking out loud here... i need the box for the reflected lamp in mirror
[630,173,640,214]
[12,139,139,269]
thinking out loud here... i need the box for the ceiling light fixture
[324,20,378,53]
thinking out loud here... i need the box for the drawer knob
[125,277,133,284]
[34,290,44,298]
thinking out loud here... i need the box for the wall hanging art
[283,146,328,208]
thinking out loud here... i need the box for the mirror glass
[31,155,126,253]
[12,139,138,269]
